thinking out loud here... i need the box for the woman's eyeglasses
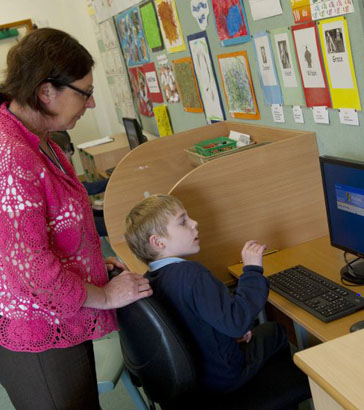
[46,77,94,100]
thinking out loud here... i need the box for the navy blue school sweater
[145,260,269,392]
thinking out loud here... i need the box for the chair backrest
[116,296,198,404]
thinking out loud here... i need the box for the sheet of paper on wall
[318,17,361,110]
[249,0,282,21]
[252,32,283,105]
[187,32,225,123]
[153,105,173,137]
[143,62,164,103]
[339,108,359,126]
[93,0,112,23]
[292,106,304,123]
[271,104,285,123]
[291,22,332,108]
[291,0,354,24]
[312,106,329,124]
[157,54,169,66]
[270,27,305,106]
[190,0,210,30]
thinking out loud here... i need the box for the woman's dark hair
[0,28,94,114]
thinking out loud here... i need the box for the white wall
[0,0,124,174]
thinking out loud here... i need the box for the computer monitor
[320,155,364,280]
[122,117,147,150]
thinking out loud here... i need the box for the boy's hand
[236,330,252,344]
[241,240,267,267]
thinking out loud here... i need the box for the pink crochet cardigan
[0,103,117,352]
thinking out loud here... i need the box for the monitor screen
[122,117,145,150]
[320,156,364,278]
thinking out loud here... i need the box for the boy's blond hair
[125,194,183,264]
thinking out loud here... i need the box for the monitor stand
[341,258,364,279]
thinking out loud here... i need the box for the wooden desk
[228,236,364,343]
[294,330,364,409]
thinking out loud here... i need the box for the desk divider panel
[104,122,327,281]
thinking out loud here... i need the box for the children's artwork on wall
[129,67,154,117]
[248,0,283,21]
[217,51,260,120]
[172,57,203,113]
[155,0,186,53]
[318,17,360,110]
[153,104,174,136]
[252,32,283,105]
[187,32,225,123]
[291,22,332,108]
[270,27,305,106]
[211,0,250,46]
[139,1,164,52]
[291,0,355,24]
[143,62,164,103]
[190,0,210,30]
[158,65,180,103]
[114,7,149,67]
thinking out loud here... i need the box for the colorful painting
[217,51,260,120]
[211,0,250,46]
[139,1,164,52]
[158,65,180,103]
[172,57,203,113]
[188,32,225,123]
[129,67,154,117]
[155,0,186,53]
[114,7,149,66]
[153,104,173,137]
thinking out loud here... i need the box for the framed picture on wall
[211,0,250,46]
[217,51,260,120]
[172,57,203,113]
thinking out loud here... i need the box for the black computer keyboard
[268,265,364,322]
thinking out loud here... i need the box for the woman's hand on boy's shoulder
[241,240,266,268]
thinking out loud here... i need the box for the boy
[125,194,289,393]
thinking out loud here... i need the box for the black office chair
[117,296,311,410]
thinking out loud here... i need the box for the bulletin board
[87,0,364,162]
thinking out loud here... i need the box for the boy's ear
[149,234,165,251]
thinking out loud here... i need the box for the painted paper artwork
[318,17,360,110]
[143,62,164,103]
[217,51,260,120]
[129,67,154,117]
[172,57,203,113]
[211,0,250,46]
[114,7,149,67]
[139,1,164,52]
[188,32,225,123]
[153,104,173,137]
[190,0,210,30]
[158,65,180,103]
[155,0,186,53]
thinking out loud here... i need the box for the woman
[0,28,152,410]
